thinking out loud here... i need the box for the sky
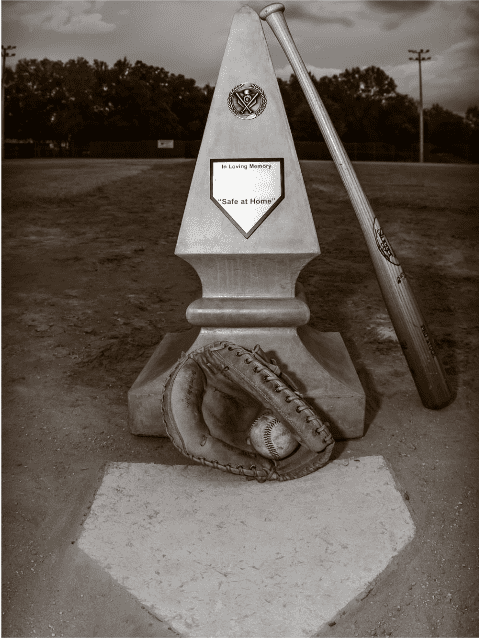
[2,1,479,115]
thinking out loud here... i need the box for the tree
[6,56,472,156]
[277,66,405,144]
[378,93,419,147]
[4,58,65,141]
[53,57,96,144]
[4,56,211,144]
[425,103,471,147]
[336,66,397,103]
[332,67,400,142]
[277,72,349,142]
[164,73,213,140]
[465,105,479,131]
[464,105,479,162]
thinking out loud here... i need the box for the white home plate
[79,457,414,637]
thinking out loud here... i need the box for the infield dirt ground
[2,158,479,637]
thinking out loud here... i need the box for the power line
[408,48,431,163]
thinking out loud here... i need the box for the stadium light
[2,45,17,161]
[408,49,431,163]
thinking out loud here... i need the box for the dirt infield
[2,158,479,637]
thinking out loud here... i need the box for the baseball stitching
[263,418,282,459]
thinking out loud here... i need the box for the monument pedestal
[128,310,365,441]
[128,5,365,441]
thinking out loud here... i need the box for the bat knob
[259,3,285,20]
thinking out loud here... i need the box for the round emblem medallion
[227,83,267,120]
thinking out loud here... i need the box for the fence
[3,140,90,159]
[89,140,407,162]
[89,140,187,159]
[4,141,35,159]
[4,140,476,162]
[294,141,399,162]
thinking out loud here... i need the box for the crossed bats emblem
[227,83,267,119]
[235,89,259,114]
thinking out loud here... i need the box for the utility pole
[408,48,431,163]
[2,45,16,161]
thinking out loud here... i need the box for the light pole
[408,48,431,163]
[2,45,16,161]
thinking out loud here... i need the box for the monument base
[128,325,365,440]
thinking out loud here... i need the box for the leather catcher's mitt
[162,341,335,482]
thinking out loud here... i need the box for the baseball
[248,410,299,460]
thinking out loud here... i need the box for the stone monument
[128,5,365,441]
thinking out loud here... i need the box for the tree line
[278,67,478,152]
[4,57,214,144]
[4,56,478,153]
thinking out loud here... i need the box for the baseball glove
[162,341,335,482]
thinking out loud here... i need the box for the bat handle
[260,4,373,226]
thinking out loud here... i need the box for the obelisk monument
[129,5,365,440]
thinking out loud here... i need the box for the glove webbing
[212,342,331,439]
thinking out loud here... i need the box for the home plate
[79,456,415,637]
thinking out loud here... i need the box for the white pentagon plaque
[210,158,284,238]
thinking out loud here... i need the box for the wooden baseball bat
[260,3,453,409]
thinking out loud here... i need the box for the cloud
[280,3,355,28]
[4,1,116,34]
[386,37,479,113]
[246,1,355,27]
[367,1,434,15]
[465,2,479,35]
[366,0,435,30]
[462,3,479,58]
[275,64,342,81]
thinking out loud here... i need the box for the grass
[2,157,185,203]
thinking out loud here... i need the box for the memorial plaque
[210,158,284,238]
